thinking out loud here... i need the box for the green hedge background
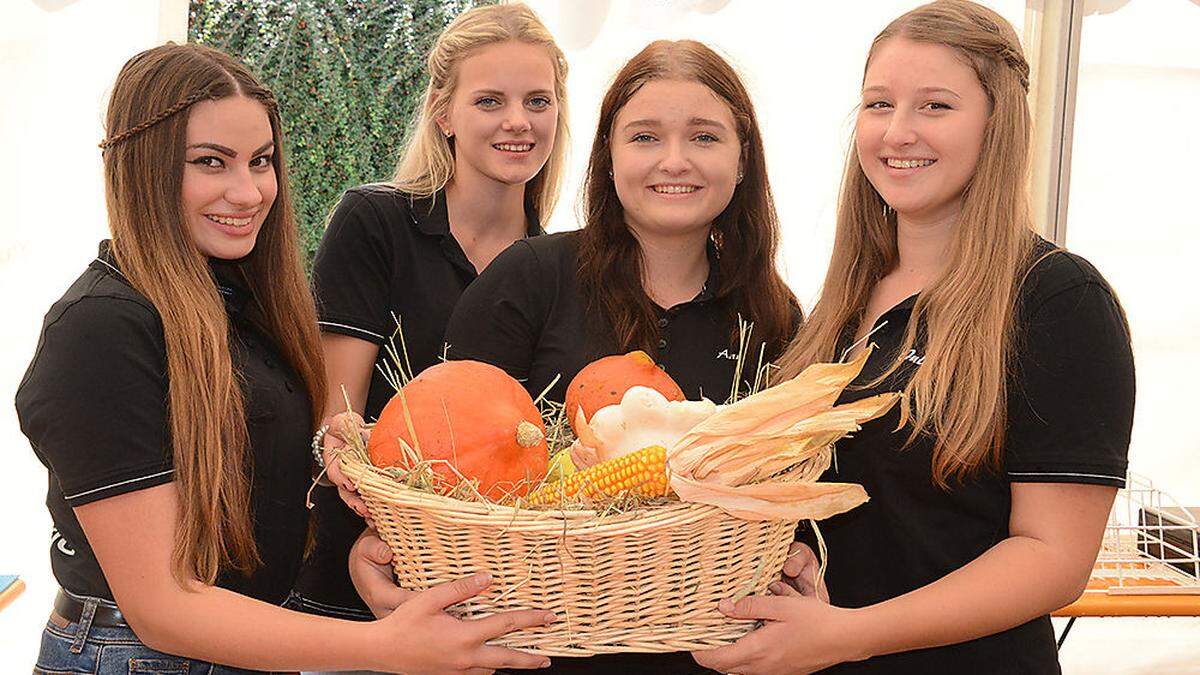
[188,0,493,267]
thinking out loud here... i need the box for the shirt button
[657,317,668,328]
[657,338,667,350]
[264,358,275,368]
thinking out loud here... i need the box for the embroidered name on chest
[716,349,739,361]
[903,348,926,366]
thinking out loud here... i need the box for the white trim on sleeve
[63,469,175,501]
[1007,470,1125,482]
[317,320,386,342]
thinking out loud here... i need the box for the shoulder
[46,265,162,343]
[512,230,580,268]
[331,185,427,231]
[1020,239,1119,315]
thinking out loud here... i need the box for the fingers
[692,641,749,673]
[782,542,817,578]
[469,609,557,642]
[768,581,802,598]
[361,533,393,566]
[474,645,551,671]
[718,594,787,622]
[411,571,492,613]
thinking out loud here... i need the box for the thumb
[366,539,394,565]
[412,571,491,612]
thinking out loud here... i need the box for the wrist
[838,606,879,663]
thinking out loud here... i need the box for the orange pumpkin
[368,360,548,499]
[564,351,685,433]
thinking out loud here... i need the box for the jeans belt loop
[69,596,99,654]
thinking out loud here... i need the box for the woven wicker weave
[340,454,797,656]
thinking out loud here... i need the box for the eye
[475,96,501,109]
[250,154,273,169]
[188,156,225,169]
[527,95,552,110]
[693,132,720,143]
[922,101,954,111]
[631,133,657,143]
[863,100,892,110]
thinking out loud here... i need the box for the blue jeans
[35,594,279,675]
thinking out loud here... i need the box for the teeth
[652,185,698,194]
[887,158,935,169]
[495,143,533,152]
[208,214,253,226]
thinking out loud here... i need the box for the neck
[632,224,711,309]
[444,171,528,243]
[894,206,957,278]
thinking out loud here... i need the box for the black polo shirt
[809,240,1134,674]
[16,241,314,606]
[296,186,542,617]
[447,230,784,675]
[446,230,770,407]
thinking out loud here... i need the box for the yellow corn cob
[525,445,670,505]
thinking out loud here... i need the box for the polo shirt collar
[410,189,544,237]
[92,240,248,317]
[693,238,721,303]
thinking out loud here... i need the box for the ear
[431,91,452,138]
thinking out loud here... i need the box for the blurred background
[2,0,1197,671]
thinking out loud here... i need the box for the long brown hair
[777,0,1037,487]
[101,43,326,583]
[391,2,569,223]
[578,40,797,358]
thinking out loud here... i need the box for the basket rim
[338,452,737,529]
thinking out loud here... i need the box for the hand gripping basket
[339,454,795,656]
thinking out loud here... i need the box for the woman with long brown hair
[301,2,571,627]
[17,42,553,673]
[433,39,797,674]
[693,2,1134,673]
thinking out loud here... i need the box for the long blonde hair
[777,0,1036,487]
[101,43,326,583]
[391,3,569,223]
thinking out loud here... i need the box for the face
[182,96,277,259]
[610,79,742,240]
[856,38,990,224]
[440,41,558,187]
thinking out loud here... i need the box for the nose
[882,109,918,148]
[656,138,690,176]
[225,164,265,209]
[501,109,532,134]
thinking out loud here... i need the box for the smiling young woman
[690,2,1135,674]
[296,2,573,639]
[425,40,798,673]
[16,42,553,674]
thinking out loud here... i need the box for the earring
[608,169,614,179]
[735,170,744,184]
[443,128,453,138]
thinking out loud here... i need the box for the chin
[200,238,258,261]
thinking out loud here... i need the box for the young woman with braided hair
[692,2,1134,673]
[17,43,554,673]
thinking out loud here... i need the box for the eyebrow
[470,89,554,97]
[186,141,275,157]
[862,85,962,99]
[620,117,729,131]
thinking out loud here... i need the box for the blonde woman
[693,2,1134,673]
[296,2,571,626]
[17,43,552,674]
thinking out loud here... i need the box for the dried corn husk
[670,474,869,521]
[664,347,900,520]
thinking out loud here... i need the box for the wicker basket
[340,454,797,656]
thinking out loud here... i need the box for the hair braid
[99,89,211,150]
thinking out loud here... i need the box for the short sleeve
[444,240,545,381]
[16,297,174,505]
[1005,282,1134,487]
[311,190,394,344]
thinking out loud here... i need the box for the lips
[882,157,936,170]
[649,184,702,195]
[204,211,258,235]
[493,142,534,153]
